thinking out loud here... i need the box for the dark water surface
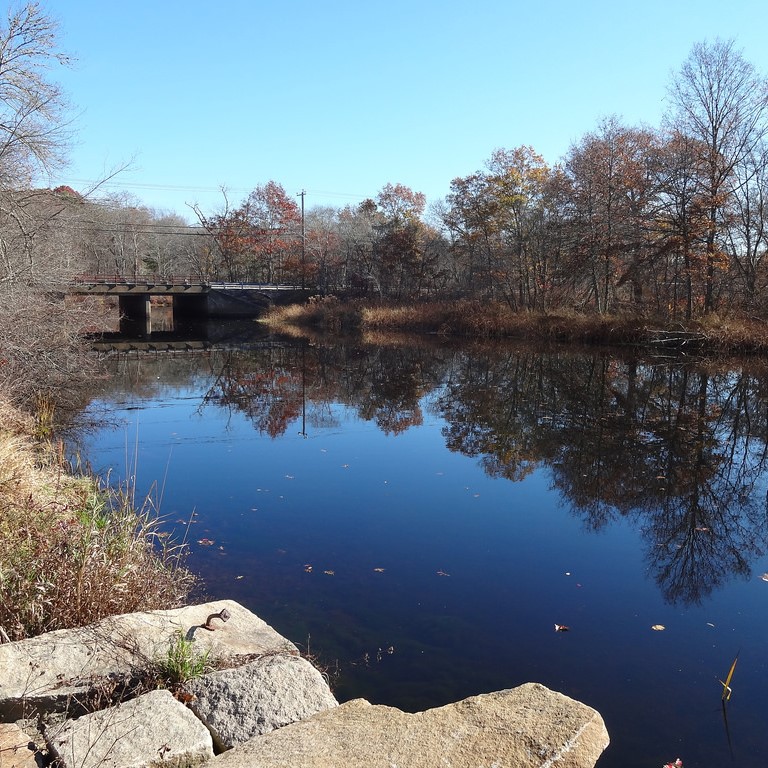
[75,334,768,767]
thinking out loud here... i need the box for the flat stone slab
[47,689,214,768]
[209,683,609,768]
[185,654,338,750]
[0,600,296,720]
[0,723,38,768]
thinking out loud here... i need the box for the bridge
[70,275,313,334]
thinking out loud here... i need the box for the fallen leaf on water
[651,624,666,631]
[324,570,335,576]
[554,624,570,632]
[197,538,215,546]
[436,570,450,577]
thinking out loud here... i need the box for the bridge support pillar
[118,295,152,335]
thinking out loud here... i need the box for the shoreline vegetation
[0,398,195,642]
[264,298,768,356]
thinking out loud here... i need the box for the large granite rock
[0,601,296,720]
[185,654,338,750]
[0,722,38,768]
[209,683,609,768]
[46,689,214,768]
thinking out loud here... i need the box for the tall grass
[265,298,768,353]
[0,398,195,641]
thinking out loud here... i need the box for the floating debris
[554,624,570,632]
[304,564,313,573]
[197,538,215,546]
[651,624,666,631]
[324,570,335,576]
[436,570,450,577]
[373,567,386,573]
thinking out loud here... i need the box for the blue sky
[41,0,768,220]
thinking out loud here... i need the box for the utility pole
[298,190,306,289]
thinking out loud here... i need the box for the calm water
[75,334,768,767]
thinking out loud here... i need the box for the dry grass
[0,397,195,642]
[266,299,768,353]
[263,295,363,335]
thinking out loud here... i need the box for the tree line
[181,38,768,321]
[3,4,768,406]
[99,38,768,321]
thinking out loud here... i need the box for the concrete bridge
[70,275,313,334]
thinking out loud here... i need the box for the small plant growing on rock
[154,630,211,687]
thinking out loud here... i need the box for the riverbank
[0,397,194,642]
[264,298,768,354]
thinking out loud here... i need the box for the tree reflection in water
[136,339,768,606]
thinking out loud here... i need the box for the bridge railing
[72,274,202,287]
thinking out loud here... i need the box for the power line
[55,178,372,203]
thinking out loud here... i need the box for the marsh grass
[266,299,768,353]
[0,398,195,641]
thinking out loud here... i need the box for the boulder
[0,723,38,768]
[46,689,213,768]
[208,683,609,768]
[0,601,296,720]
[185,654,338,750]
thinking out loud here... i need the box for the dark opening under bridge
[70,275,313,334]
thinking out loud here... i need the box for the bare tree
[666,39,768,313]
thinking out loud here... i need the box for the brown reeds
[265,299,768,354]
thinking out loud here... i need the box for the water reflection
[95,338,768,608]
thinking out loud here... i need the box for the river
[73,329,768,767]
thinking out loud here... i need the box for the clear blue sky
[41,0,768,220]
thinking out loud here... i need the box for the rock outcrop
[0,601,609,768]
[0,600,295,721]
[47,689,214,768]
[185,654,338,751]
[209,684,609,768]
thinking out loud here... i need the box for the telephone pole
[298,190,306,289]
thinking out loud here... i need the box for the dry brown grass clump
[0,398,195,642]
